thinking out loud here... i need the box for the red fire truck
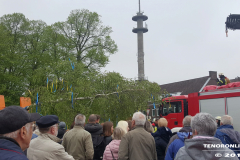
[160,84,240,132]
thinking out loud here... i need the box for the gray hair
[3,123,32,139]
[132,112,146,126]
[112,127,125,140]
[75,114,86,126]
[39,124,57,134]
[221,115,233,125]
[183,115,192,127]
[191,113,217,136]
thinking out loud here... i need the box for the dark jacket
[165,132,190,160]
[104,136,112,146]
[151,127,172,144]
[85,123,103,136]
[0,137,28,160]
[118,126,157,160]
[154,136,167,160]
[85,123,104,160]
[217,75,227,86]
[57,122,66,139]
[215,125,240,155]
[165,126,192,155]
[85,123,103,146]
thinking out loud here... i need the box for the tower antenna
[139,0,141,13]
[132,0,148,81]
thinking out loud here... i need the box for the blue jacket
[0,137,28,160]
[215,125,240,156]
[165,132,190,160]
[151,127,172,143]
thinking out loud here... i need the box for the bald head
[88,114,97,123]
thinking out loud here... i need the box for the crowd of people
[0,105,240,160]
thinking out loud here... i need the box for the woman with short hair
[151,118,172,160]
[103,127,125,160]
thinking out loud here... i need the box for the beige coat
[118,126,157,160]
[62,125,94,160]
[27,133,74,160]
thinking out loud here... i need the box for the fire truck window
[162,101,182,116]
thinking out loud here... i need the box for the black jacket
[151,127,172,144]
[155,136,167,160]
[217,75,227,86]
[85,123,103,136]
[85,123,103,160]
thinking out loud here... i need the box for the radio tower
[132,0,148,81]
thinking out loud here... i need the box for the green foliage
[0,10,165,127]
[28,71,166,127]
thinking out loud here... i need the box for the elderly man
[62,114,94,160]
[165,115,192,160]
[175,113,238,160]
[118,112,157,160]
[215,115,240,154]
[0,106,41,160]
[27,115,74,160]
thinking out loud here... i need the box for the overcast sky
[1,0,240,85]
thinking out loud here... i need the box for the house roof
[230,77,240,83]
[160,76,210,95]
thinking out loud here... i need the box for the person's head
[219,73,225,78]
[96,114,101,123]
[183,115,192,127]
[112,127,125,140]
[0,106,41,151]
[70,114,79,129]
[215,116,221,126]
[158,118,168,127]
[103,121,113,136]
[154,118,159,125]
[75,114,86,127]
[191,113,217,136]
[144,121,154,133]
[59,122,66,130]
[220,115,233,126]
[127,120,132,131]
[132,112,146,128]
[57,122,67,139]
[88,114,97,124]
[117,121,129,134]
[37,115,60,137]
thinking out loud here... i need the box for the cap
[215,116,221,120]
[218,73,224,76]
[36,115,59,128]
[59,122,66,129]
[0,106,41,134]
